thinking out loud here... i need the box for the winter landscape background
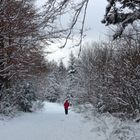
[0,0,140,140]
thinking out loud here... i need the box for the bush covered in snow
[0,80,40,116]
[15,81,37,112]
[0,89,18,116]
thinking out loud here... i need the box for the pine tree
[17,81,37,112]
[66,52,77,100]
[102,0,140,39]
[45,62,67,102]
[58,60,67,80]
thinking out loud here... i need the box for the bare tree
[41,0,89,50]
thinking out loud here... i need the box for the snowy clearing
[0,102,140,140]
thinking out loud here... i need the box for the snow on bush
[73,103,140,140]
[30,100,44,112]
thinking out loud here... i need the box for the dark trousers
[65,109,68,115]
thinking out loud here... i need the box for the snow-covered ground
[0,102,140,140]
[0,102,101,140]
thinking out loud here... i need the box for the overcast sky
[85,0,108,41]
[36,0,108,65]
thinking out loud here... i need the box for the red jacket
[64,100,69,109]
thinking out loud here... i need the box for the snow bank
[73,103,140,140]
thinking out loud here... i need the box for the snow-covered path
[0,102,101,140]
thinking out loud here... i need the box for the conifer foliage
[102,0,140,39]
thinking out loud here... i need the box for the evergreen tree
[67,52,76,73]
[66,52,76,97]
[102,0,140,39]
[45,62,67,102]
[17,81,37,112]
[58,60,67,80]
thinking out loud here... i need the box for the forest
[0,0,140,120]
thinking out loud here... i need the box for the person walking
[64,99,70,115]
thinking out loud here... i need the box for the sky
[35,0,108,65]
[84,0,108,41]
